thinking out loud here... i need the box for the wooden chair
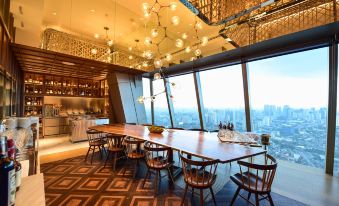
[123,136,145,177]
[230,154,277,206]
[143,141,175,195]
[85,129,107,164]
[104,133,125,172]
[180,151,218,206]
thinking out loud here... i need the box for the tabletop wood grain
[90,124,266,163]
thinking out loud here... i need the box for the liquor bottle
[0,136,16,206]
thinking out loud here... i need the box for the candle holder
[260,134,271,150]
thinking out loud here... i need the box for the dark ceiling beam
[11,43,145,79]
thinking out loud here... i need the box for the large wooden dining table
[90,124,266,164]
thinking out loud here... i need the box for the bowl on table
[147,125,164,134]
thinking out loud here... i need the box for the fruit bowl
[147,125,164,134]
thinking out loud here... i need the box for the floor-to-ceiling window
[248,48,329,169]
[335,44,339,175]
[142,77,152,124]
[168,74,200,129]
[152,78,171,128]
[200,64,246,132]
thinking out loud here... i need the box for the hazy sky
[143,47,330,110]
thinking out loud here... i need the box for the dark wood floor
[40,153,307,206]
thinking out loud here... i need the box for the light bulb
[107,39,113,47]
[151,28,158,37]
[154,72,161,80]
[194,49,201,57]
[201,36,208,46]
[128,55,133,60]
[195,22,203,30]
[182,33,188,39]
[91,48,97,54]
[128,46,132,51]
[144,11,150,18]
[165,53,172,62]
[144,37,152,46]
[138,96,145,103]
[185,46,191,53]
[142,61,148,67]
[154,59,163,68]
[175,39,183,48]
[94,33,99,39]
[142,3,149,11]
[171,16,180,26]
[143,50,153,59]
[169,2,177,11]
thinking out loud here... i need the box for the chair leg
[85,147,91,162]
[154,170,159,196]
[247,192,251,200]
[230,187,241,206]
[90,146,96,164]
[112,152,117,172]
[99,146,103,159]
[143,168,150,187]
[200,189,204,206]
[255,193,259,206]
[267,193,275,206]
[104,151,111,168]
[167,167,175,183]
[133,160,138,178]
[181,184,188,206]
[209,187,217,206]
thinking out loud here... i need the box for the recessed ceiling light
[90,9,95,13]
[52,12,57,15]
[62,61,75,66]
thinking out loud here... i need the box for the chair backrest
[86,129,102,144]
[180,151,218,187]
[144,141,170,168]
[106,133,125,149]
[237,154,277,192]
[123,136,145,157]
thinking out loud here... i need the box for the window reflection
[248,48,329,169]
[168,74,200,129]
[152,79,171,127]
[142,78,152,124]
[200,65,246,132]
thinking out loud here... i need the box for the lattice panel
[221,0,338,47]
[181,0,295,25]
[42,29,153,72]
[253,0,335,44]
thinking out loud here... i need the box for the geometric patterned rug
[41,153,308,206]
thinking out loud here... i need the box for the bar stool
[85,129,107,164]
[123,136,145,177]
[230,154,277,206]
[104,133,125,172]
[180,151,218,206]
[143,141,175,195]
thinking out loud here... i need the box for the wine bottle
[0,136,16,206]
